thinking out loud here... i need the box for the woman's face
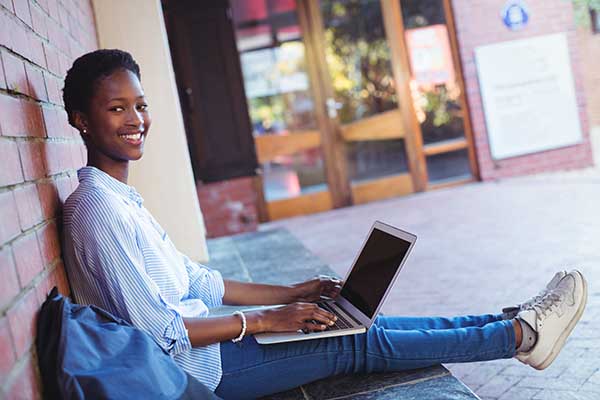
[83,68,151,162]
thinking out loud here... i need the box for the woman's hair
[63,49,141,126]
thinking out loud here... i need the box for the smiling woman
[63,50,151,184]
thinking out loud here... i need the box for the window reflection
[321,0,398,123]
[401,0,466,145]
[232,0,327,201]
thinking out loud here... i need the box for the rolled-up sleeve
[182,253,225,308]
[72,195,192,355]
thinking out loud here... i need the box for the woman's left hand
[291,275,342,303]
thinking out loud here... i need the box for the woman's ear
[72,111,89,134]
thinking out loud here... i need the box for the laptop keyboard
[312,301,354,331]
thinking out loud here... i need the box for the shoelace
[531,291,564,319]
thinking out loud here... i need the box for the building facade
[164,0,596,238]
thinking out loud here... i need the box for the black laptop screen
[340,228,411,319]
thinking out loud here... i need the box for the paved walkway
[262,161,600,399]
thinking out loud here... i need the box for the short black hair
[63,49,141,127]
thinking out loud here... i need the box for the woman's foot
[502,270,567,319]
[515,270,587,370]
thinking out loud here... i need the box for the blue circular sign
[501,1,530,30]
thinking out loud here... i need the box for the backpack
[36,287,221,400]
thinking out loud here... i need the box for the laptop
[255,221,417,344]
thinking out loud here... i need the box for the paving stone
[497,387,541,400]
[516,376,588,392]
[476,375,522,398]
[532,390,599,400]
[579,382,600,394]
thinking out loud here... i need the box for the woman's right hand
[250,302,337,333]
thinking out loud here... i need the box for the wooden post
[297,0,353,208]
[380,0,428,191]
[442,0,480,181]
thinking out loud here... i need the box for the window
[592,9,600,34]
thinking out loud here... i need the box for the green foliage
[570,0,600,27]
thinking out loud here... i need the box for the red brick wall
[0,0,97,398]
[196,177,259,238]
[451,0,594,180]
[577,21,600,127]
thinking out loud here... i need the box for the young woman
[62,50,587,399]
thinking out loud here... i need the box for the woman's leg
[374,313,504,331]
[215,319,516,399]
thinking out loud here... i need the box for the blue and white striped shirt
[62,166,225,390]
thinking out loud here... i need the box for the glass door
[314,0,415,204]
[231,0,335,220]
[400,0,478,187]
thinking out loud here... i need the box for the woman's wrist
[246,310,268,334]
[285,284,302,303]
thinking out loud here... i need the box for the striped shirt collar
[77,166,144,205]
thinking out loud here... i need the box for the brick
[0,247,20,311]
[42,106,59,137]
[45,73,62,105]
[0,138,24,185]
[0,0,13,12]
[36,221,60,266]
[11,18,30,60]
[46,0,58,22]
[57,1,68,28]
[70,141,84,169]
[24,63,47,101]
[12,231,44,288]
[0,317,16,384]
[36,0,48,14]
[22,100,45,137]
[0,51,6,90]
[55,108,70,138]
[0,191,21,244]
[34,271,54,305]
[0,12,13,49]
[0,94,24,137]
[12,0,32,28]
[37,180,59,219]
[13,183,43,230]
[6,288,39,359]
[55,175,73,203]
[0,95,46,137]
[44,140,68,174]
[17,140,46,181]
[28,32,46,68]
[3,353,41,400]
[43,43,60,75]
[2,51,28,96]
[30,2,47,39]
[57,51,70,78]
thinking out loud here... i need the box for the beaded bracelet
[232,311,247,343]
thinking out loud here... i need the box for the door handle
[184,87,194,110]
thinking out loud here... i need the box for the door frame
[248,0,479,220]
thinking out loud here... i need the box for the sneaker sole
[535,270,588,370]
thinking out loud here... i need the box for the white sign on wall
[475,33,583,160]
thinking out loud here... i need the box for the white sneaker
[516,270,587,370]
[502,270,567,319]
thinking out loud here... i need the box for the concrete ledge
[207,229,480,400]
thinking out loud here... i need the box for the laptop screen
[340,228,412,319]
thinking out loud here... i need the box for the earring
[82,129,87,134]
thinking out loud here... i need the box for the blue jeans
[215,314,516,399]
